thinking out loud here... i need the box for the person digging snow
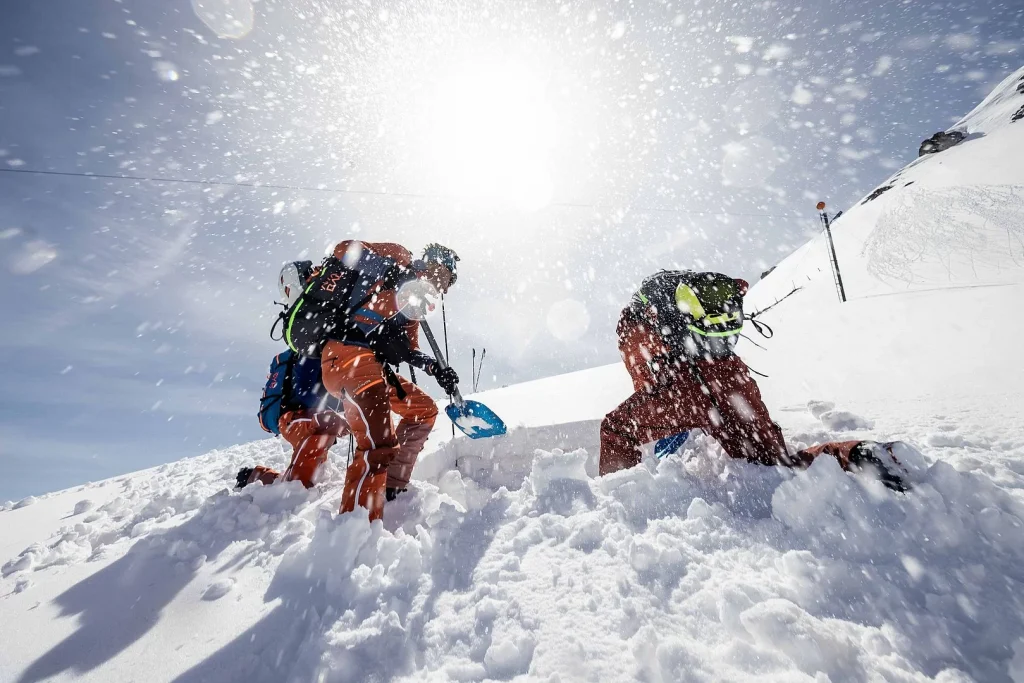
[600,269,910,491]
[276,241,461,521]
[237,343,350,489]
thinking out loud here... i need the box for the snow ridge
[4,419,1024,682]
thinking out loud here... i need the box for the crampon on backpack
[271,247,405,358]
[258,351,297,435]
[635,270,747,360]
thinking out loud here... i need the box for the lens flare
[191,0,254,39]
[396,279,441,321]
[546,298,590,342]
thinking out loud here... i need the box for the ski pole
[476,348,486,392]
[440,294,454,436]
[441,294,451,365]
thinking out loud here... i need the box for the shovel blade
[654,431,691,459]
[445,400,507,439]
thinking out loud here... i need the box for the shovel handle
[420,320,464,406]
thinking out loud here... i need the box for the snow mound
[226,435,1019,682]
[14,496,38,510]
[819,409,874,431]
[72,500,95,516]
[8,426,1023,682]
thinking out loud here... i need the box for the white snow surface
[4,68,1024,683]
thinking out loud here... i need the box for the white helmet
[278,260,313,306]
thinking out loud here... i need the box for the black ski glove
[433,366,460,396]
[409,351,436,371]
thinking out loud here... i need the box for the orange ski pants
[248,410,349,488]
[281,410,349,486]
[321,341,438,521]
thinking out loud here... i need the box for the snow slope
[3,67,1024,683]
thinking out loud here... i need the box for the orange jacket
[331,240,422,353]
[616,310,670,393]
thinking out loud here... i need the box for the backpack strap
[283,279,321,353]
[748,318,774,339]
[380,362,408,401]
[270,307,287,341]
[279,353,300,412]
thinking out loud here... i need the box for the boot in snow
[234,466,280,489]
[848,441,911,492]
[235,467,254,490]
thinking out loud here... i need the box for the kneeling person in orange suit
[238,347,351,489]
[279,242,461,521]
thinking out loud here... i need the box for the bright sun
[427,60,556,211]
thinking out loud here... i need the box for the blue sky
[1,0,1022,501]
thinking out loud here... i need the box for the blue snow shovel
[421,320,507,439]
[654,431,691,459]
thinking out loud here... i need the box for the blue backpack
[257,351,297,435]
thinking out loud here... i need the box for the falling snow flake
[791,84,813,106]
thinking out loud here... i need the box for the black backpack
[632,270,745,360]
[273,253,407,358]
[277,257,360,358]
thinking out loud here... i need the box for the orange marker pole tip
[816,201,826,211]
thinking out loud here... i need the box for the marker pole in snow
[476,348,486,392]
[470,348,486,393]
[817,201,847,303]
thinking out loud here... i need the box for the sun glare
[428,60,556,211]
